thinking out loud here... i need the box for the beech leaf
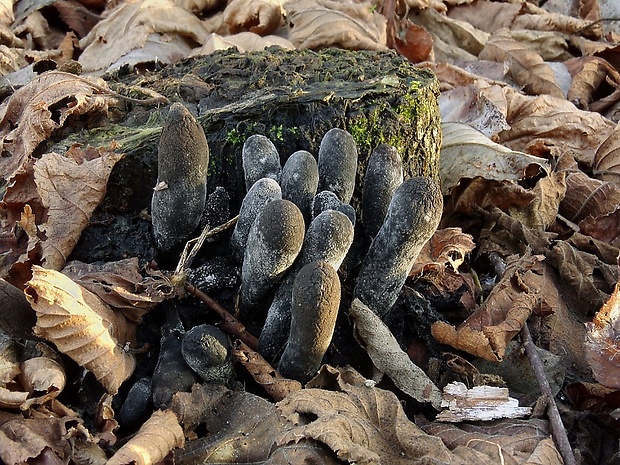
[478,28,565,98]
[107,410,184,465]
[285,0,387,51]
[24,266,135,395]
[593,124,620,187]
[0,71,115,182]
[440,122,549,195]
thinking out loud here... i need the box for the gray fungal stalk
[242,134,282,191]
[239,199,305,310]
[354,177,443,317]
[151,103,209,253]
[280,150,318,225]
[317,128,358,204]
[278,261,341,383]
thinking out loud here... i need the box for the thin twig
[185,282,258,350]
[521,323,577,465]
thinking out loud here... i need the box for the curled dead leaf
[78,0,210,73]
[0,72,115,182]
[222,0,284,35]
[478,28,564,99]
[567,57,617,109]
[593,124,620,187]
[107,410,184,465]
[431,254,543,362]
[24,266,135,395]
[285,0,387,51]
[409,227,475,278]
[440,122,549,195]
[18,357,66,409]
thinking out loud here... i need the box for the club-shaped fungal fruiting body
[280,150,319,225]
[151,103,209,253]
[258,209,354,362]
[354,176,443,317]
[317,128,358,203]
[230,177,282,264]
[181,324,233,384]
[362,144,404,239]
[278,260,341,383]
[239,199,305,311]
[242,134,281,191]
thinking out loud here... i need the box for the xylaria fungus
[230,177,282,264]
[242,134,282,192]
[258,209,354,362]
[181,324,233,384]
[152,307,197,409]
[118,377,152,431]
[151,102,209,253]
[280,150,318,225]
[317,128,358,204]
[239,199,305,310]
[354,177,443,317]
[312,190,356,226]
[278,261,341,383]
[362,144,404,239]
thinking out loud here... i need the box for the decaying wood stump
[61,47,441,263]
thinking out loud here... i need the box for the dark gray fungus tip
[312,190,356,226]
[242,134,282,192]
[182,324,233,384]
[354,176,443,318]
[278,261,341,383]
[151,102,209,252]
[258,209,354,362]
[152,327,197,409]
[317,128,358,204]
[281,150,318,225]
[119,377,152,431]
[362,144,403,239]
[240,199,305,308]
[230,178,282,264]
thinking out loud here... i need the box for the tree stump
[63,47,441,263]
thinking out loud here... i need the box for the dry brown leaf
[0,71,116,182]
[411,7,489,57]
[173,0,222,14]
[35,146,124,271]
[285,0,387,51]
[478,28,565,99]
[78,0,210,73]
[170,383,229,433]
[440,122,549,195]
[567,57,617,109]
[432,254,543,362]
[439,84,509,138]
[447,0,521,33]
[560,167,620,225]
[585,282,620,389]
[423,418,562,465]
[512,11,593,37]
[0,415,96,465]
[409,227,475,278]
[62,258,174,322]
[24,266,135,395]
[499,89,616,166]
[393,21,433,63]
[547,240,618,316]
[276,367,462,465]
[18,357,66,409]
[190,31,295,56]
[107,410,184,465]
[221,0,284,35]
[350,298,442,408]
[404,0,447,12]
[174,387,292,463]
[593,123,620,186]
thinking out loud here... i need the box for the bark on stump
[62,47,441,263]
